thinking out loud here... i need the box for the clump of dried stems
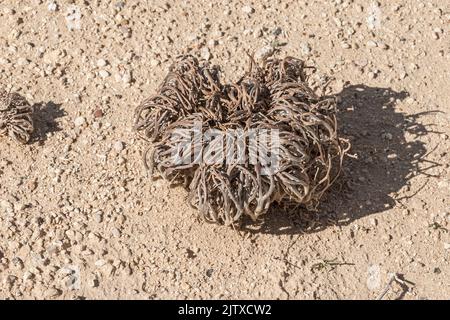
[135,55,350,226]
[0,89,34,144]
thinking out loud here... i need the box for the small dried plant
[135,55,350,226]
[0,89,34,144]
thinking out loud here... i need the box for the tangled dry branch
[134,55,350,226]
[0,89,34,144]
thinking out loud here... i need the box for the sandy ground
[0,0,449,300]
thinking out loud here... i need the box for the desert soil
[0,0,449,300]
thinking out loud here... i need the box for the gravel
[0,0,448,301]
[113,141,124,152]
[98,70,110,78]
[241,5,254,14]
[74,116,86,127]
[201,47,211,60]
[96,59,108,67]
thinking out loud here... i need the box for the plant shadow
[244,84,439,235]
[30,101,65,144]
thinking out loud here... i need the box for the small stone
[98,70,110,78]
[74,116,86,127]
[272,27,282,36]
[113,141,124,152]
[96,59,107,67]
[88,274,99,288]
[17,57,29,66]
[150,59,160,67]
[47,244,59,255]
[367,265,381,290]
[300,42,311,55]
[103,264,116,277]
[367,40,378,48]
[95,259,107,267]
[47,1,58,12]
[23,271,34,281]
[201,47,210,60]
[212,30,224,38]
[207,39,217,48]
[115,1,125,9]
[437,180,449,189]
[379,42,389,50]
[387,153,398,159]
[94,212,103,223]
[93,109,103,118]
[111,227,121,238]
[28,178,38,191]
[121,71,132,84]
[187,34,198,42]
[0,200,14,214]
[255,45,274,60]
[253,28,263,38]
[406,97,415,104]
[45,288,61,298]
[241,5,254,14]
[4,275,17,286]
[341,42,351,49]
[392,5,401,12]
[120,27,131,38]
[408,63,418,71]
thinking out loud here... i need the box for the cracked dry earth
[0,0,449,300]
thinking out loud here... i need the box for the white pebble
[111,227,121,237]
[255,45,274,60]
[122,71,132,84]
[113,141,124,152]
[241,5,254,14]
[300,42,311,55]
[17,58,29,66]
[150,59,160,67]
[201,47,211,60]
[99,70,110,78]
[96,59,107,67]
[0,200,14,214]
[47,1,58,12]
[95,259,107,267]
[367,40,378,48]
[74,116,86,127]
[208,39,218,48]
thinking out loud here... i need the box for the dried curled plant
[135,55,350,226]
[0,89,34,144]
